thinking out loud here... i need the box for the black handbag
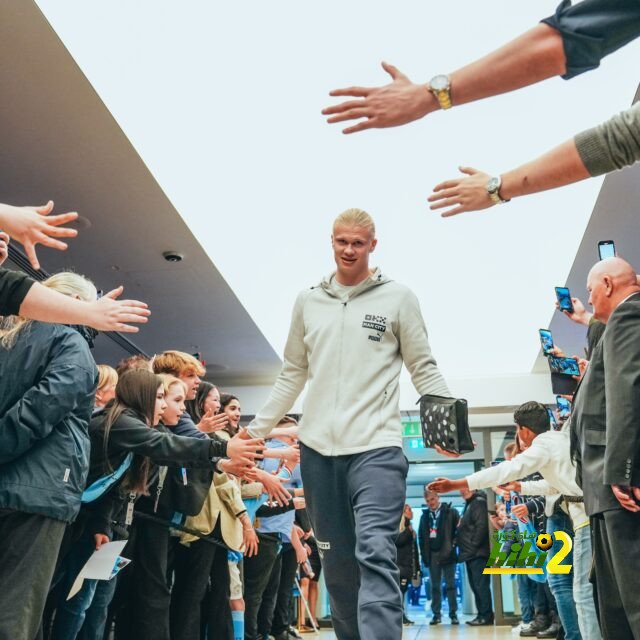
[418,394,474,454]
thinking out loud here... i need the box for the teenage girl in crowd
[46,369,228,640]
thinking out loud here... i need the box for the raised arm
[428,101,640,218]
[323,24,564,134]
[248,292,309,438]
[323,0,640,134]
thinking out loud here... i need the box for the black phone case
[550,372,578,395]
[418,394,474,454]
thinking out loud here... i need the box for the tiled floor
[307,611,516,639]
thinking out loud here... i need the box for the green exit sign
[402,421,421,437]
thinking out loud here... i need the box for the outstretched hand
[0,201,79,270]
[322,62,435,134]
[197,409,228,433]
[429,167,496,217]
[87,287,151,333]
[427,477,457,494]
[227,429,264,471]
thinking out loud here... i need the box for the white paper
[67,541,130,600]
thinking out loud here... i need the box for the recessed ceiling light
[163,250,184,263]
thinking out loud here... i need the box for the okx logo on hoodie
[362,314,387,342]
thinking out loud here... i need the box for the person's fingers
[35,233,68,251]
[429,197,461,211]
[42,211,79,228]
[38,224,78,239]
[381,61,407,81]
[112,323,140,333]
[432,179,461,192]
[459,166,479,176]
[328,86,372,99]
[326,108,371,124]
[440,205,470,218]
[104,286,124,300]
[342,118,378,135]
[115,300,150,311]
[0,232,9,243]
[113,313,150,325]
[611,486,639,512]
[114,308,151,320]
[322,98,369,116]
[428,187,459,202]
[34,200,54,215]
[633,487,640,502]
[23,241,40,270]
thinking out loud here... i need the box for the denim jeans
[572,525,602,640]
[78,574,118,640]
[51,536,99,640]
[517,575,536,623]
[546,511,581,640]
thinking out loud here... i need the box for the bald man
[571,257,640,640]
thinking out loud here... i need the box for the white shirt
[466,429,587,527]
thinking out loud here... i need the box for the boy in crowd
[428,401,599,640]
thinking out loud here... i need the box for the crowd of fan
[0,202,318,640]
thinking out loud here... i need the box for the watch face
[430,75,450,92]
[487,177,500,193]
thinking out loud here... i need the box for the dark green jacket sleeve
[0,268,35,316]
[574,101,640,176]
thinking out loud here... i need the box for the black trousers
[428,560,457,616]
[170,529,227,640]
[201,544,233,640]
[114,518,177,640]
[465,557,493,619]
[243,533,281,640]
[0,510,66,640]
[258,543,298,637]
[592,510,640,640]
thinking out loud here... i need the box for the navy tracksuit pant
[301,444,409,640]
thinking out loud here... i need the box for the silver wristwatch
[486,176,509,204]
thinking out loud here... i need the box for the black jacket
[418,503,459,566]
[456,491,491,562]
[137,413,223,520]
[0,321,97,522]
[396,522,420,580]
[84,409,219,536]
[572,292,640,516]
[0,268,35,316]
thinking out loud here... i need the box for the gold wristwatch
[486,176,510,204]
[428,74,452,110]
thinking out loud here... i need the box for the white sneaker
[511,622,526,634]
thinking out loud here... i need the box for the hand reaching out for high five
[322,62,436,134]
[0,201,79,270]
[428,167,496,217]
[197,409,228,433]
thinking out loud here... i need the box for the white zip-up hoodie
[248,268,450,456]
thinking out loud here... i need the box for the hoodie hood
[317,267,390,301]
